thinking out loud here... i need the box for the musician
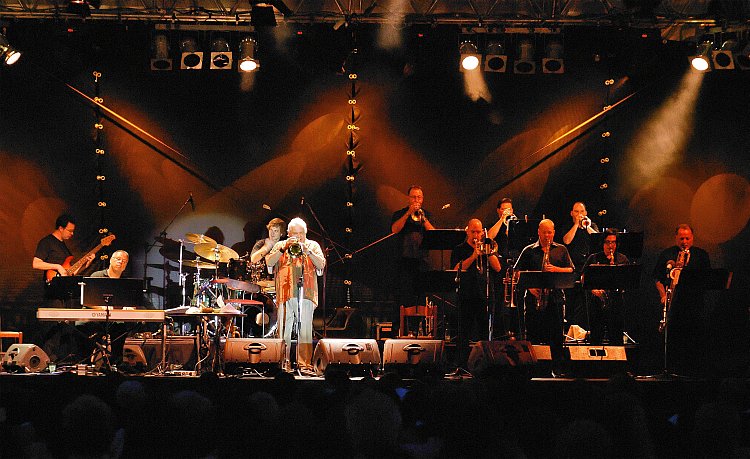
[266,218,325,373]
[562,202,599,332]
[32,214,95,362]
[653,224,710,376]
[32,214,95,303]
[391,185,435,314]
[451,219,501,363]
[90,250,129,278]
[582,229,629,344]
[250,217,285,267]
[514,219,574,377]
[487,197,515,258]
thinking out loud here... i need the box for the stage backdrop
[1,22,748,374]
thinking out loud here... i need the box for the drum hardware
[184,233,217,245]
[182,259,218,270]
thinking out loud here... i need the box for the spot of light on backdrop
[627,177,693,249]
[621,69,704,194]
[170,213,246,249]
[690,174,750,244]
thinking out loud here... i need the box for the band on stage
[28,190,717,376]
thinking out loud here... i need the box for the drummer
[250,218,285,274]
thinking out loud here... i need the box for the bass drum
[246,292,278,338]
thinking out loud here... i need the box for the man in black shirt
[582,229,630,344]
[451,219,501,363]
[514,219,574,376]
[90,250,129,278]
[562,202,599,333]
[653,224,711,376]
[391,186,435,314]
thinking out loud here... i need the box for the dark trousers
[524,293,566,371]
[395,258,424,318]
[587,292,624,344]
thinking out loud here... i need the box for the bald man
[90,250,129,278]
[451,219,501,365]
[514,219,574,377]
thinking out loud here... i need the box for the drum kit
[158,232,278,338]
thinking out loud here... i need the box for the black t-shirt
[391,206,433,259]
[652,245,711,288]
[514,241,574,302]
[34,234,72,281]
[90,269,109,277]
[450,241,497,299]
[565,225,599,272]
[583,251,630,268]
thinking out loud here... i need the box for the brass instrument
[503,209,518,224]
[659,249,689,333]
[580,216,592,228]
[287,238,304,258]
[410,208,425,222]
[503,265,517,308]
[475,238,498,256]
[537,241,551,310]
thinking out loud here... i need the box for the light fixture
[0,33,21,66]
[484,41,507,73]
[514,38,536,74]
[542,39,564,74]
[180,37,203,70]
[689,40,712,72]
[238,37,259,72]
[459,40,480,72]
[210,37,233,70]
[150,34,172,71]
[711,39,736,70]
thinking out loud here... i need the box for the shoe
[551,370,572,379]
[298,366,317,377]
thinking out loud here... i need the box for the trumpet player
[582,229,629,345]
[266,217,326,374]
[652,224,710,376]
[391,185,435,319]
[451,219,501,364]
[563,202,599,333]
[487,197,517,259]
[514,219,574,377]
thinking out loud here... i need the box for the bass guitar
[45,234,116,284]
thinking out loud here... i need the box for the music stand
[80,277,146,308]
[590,232,644,260]
[47,276,85,303]
[419,229,466,251]
[507,219,541,253]
[581,264,642,344]
[516,271,578,341]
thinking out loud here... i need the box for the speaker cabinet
[567,345,628,378]
[312,338,380,376]
[382,339,445,377]
[467,340,537,374]
[224,338,284,367]
[1,344,50,373]
[122,336,198,372]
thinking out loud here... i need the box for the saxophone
[537,241,551,311]
[659,248,690,333]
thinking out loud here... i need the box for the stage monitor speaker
[383,339,445,377]
[1,344,50,373]
[567,345,628,378]
[467,340,537,375]
[224,338,284,373]
[122,336,197,372]
[312,338,380,376]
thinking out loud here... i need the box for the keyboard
[37,308,165,322]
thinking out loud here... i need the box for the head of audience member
[465,218,484,247]
[674,224,694,251]
[54,214,76,241]
[267,217,285,243]
[61,394,115,458]
[496,197,514,219]
[538,219,555,246]
[287,217,308,243]
[108,250,129,278]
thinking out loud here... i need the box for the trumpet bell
[476,239,498,255]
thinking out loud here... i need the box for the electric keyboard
[37,308,165,322]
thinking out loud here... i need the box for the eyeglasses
[604,240,617,245]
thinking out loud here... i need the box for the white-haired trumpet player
[265,217,326,374]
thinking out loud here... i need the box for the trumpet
[286,238,304,258]
[503,209,518,222]
[411,208,425,222]
[580,216,592,228]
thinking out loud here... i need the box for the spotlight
[514,38,536,74]
[180,37,203,70]
[238,37,259,72]
[150,34,172,71]
[689,40,712,72]
[484,41,507,73]
[542,40,564,74]
[210,37,233,70]
[459,40,480,72]
[0,34,21,66]
[711,40,736,70]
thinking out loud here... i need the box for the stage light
[711,40,736,70]
[210,37,233,70]
[238,37,259,72]
[542,39,564,74]
[514,38,536,74]
[180,37,203,70]
[459,40,480,72]
[150,34,172,71]
[0,34,21,66]
[689,40,712,72]
[484,41,507,73]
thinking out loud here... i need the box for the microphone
[301,196,305,205]
[188,193,195,211]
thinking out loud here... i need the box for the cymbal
[212,277,260,293]
[224,298,264,306]
[183,259,217,269]
[194,243,239,263]
[256,280,275,289]
[185,233,217,245]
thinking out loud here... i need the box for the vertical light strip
[93,70,110,264]
[343,32,360,308]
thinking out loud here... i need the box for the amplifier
[1,344,50,373]
[224,338,284,365]
[383,339,444,366]
[467,340,537,375]
[312,338,380,376]
[122,336,198,372]
[567,345,629,378]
